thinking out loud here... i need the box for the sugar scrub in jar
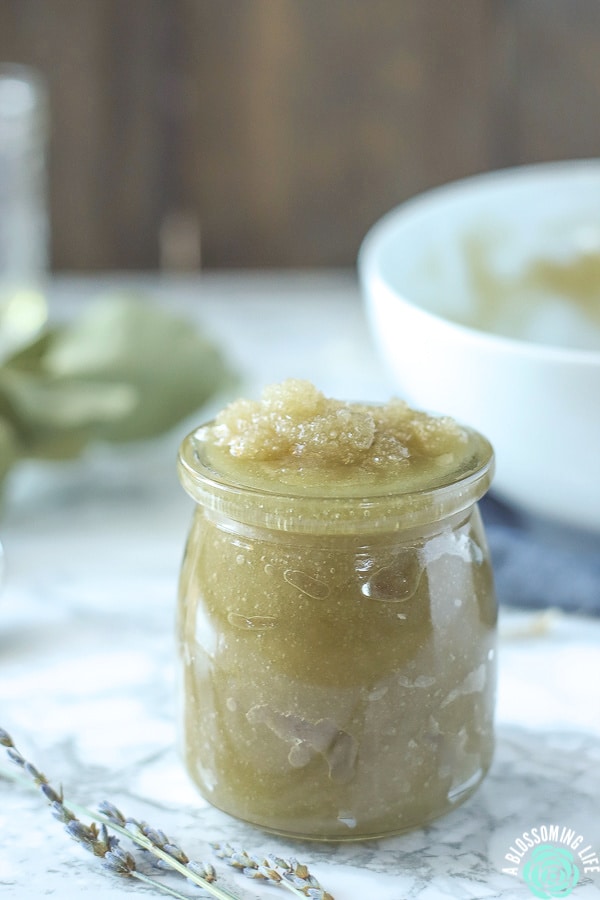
[176,379,497,840]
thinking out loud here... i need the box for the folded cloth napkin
[481,495,600,615]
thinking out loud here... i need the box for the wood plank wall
[1,0,599,270]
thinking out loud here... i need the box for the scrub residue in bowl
[425,231,600,352]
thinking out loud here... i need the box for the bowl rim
[358,158,600,367]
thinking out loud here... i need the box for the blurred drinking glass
[0,64,49,360]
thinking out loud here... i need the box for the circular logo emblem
[522,845,581,898]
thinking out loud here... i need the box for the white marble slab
[1,273,599,900]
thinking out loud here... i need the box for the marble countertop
[1,272,599,900]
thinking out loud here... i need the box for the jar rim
[178,422,494,535]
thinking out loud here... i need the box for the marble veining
[1,274,599,900]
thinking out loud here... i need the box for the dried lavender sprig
[212,843,334,900]
[1,728,335,900]
[213,843,285,887]
[0,729,242,900]
[268,856,335,900]
[99,801,218,886]
[0,727,196,900]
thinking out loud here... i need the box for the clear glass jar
[177,424,497,840]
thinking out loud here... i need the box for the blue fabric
[481,494,600,615]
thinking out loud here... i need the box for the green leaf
[0,369,137,430]
[0,365,140,461]
[0,415,18,486]
[0,288,48,361]
[2,330,54,371]
[0,292,234,494]
[43,295,234,442]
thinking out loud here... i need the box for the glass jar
[177,424,497,841]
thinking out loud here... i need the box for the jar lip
[177,423,495,534]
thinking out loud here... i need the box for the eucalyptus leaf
[0,416,17,483]
[16,426,93,462]
[0,369,137,429]
[0,288,48,362]
[44,295,233,442]
[0,292,235,490]
[2,330,54,371]
[0,356,105,461]
[0,365,134,461]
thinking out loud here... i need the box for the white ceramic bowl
[359,160,600,532]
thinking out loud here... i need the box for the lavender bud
[98,801,125,825]
[163,842,188,864]
[187,860,217,882]
[40,783,62,804]
[103,847,136,875]
[6,748,24,767]
[50,800,74,824]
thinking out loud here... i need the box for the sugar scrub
[177,380,497,839]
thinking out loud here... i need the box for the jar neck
[178,428,494,538]
[197,502,481,547]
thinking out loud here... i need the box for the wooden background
[1,0,600,270]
